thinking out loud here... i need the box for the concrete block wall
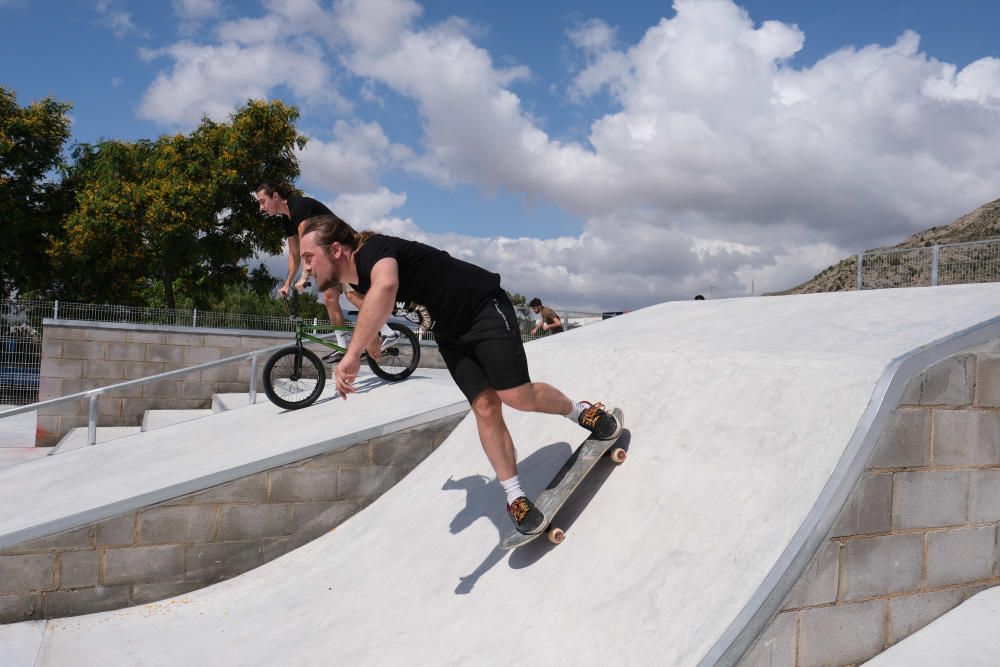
[36,320,447,446]
[740,341,1000,667]
[0,412,465,622]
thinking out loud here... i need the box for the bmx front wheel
[263,346,326,409]
[367,322,420,382]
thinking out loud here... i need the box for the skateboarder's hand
[335,351,361,399]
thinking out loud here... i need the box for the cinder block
[202,334,244,348]
[131,580,202,604]
[269,469,339,502]
[737,611,796,667]
[6,526,94,553]
[797,599,885,667]
[0,592,42,622]
[783,540,839,609]
[869,409,930,469]
[166,333,205,346]
[141,381,181,399]
[302,442,371,468]
[144,344,185,363]
[0,553,56,593]
[970,469,1000,523]
[200,365,240,383]
[831,473,892,537]
[217,505,290,541]
[893,470,969,530]
[137,506,217,544]
[44,585,131,618]
[84,328,127,343]
[104,342,147,362]
[103,545,185,586]
[58,550,101,589]
[82,359,125,380]
[975,354,1000,407]
[185,542,261,582]
[40,358,83,379]
[925,526,997,588]
[41,340,63,358]
[901,354,974,406]
[126,331,167,344]
[124,361,165,380]
[932,409,1000,465]
[187,476,268,504]
[183,346,227,364]
[61,340,98,360]
[43,326,87,341]
[339,466,404,500]
[889,586,980,644]
[840,533,922,600]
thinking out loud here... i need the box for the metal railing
[0,332,338,448]
[857,238,1000,290]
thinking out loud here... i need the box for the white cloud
[297,121,413,194]
[172,0,223,21]
[94,0,142,38]
[137,39,339,125]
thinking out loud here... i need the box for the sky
[2,0,999,311]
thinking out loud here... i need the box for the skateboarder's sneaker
[578,402,622,441]
[507,496,545,535]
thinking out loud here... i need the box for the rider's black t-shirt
[279,196,332,237]
[351,234,501,336]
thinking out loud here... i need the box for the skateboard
[500,408,626,550]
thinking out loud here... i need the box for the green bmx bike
[262,300,420,410]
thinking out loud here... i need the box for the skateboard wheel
[547,528,566,544]
[610,447,627,464]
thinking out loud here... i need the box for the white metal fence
[857,238,1000,290]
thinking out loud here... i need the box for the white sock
[379,323,394,337]
[500,475,524,505]
[566,400,584,422]
[335,330,351,348]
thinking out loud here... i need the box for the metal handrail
[0,330,340,447]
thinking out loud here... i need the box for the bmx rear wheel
[367,322,420,381]
[262,346,326,410]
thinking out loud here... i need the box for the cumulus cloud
[94,0,142,38]
[143,0,1000,308]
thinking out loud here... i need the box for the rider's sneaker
[577,402,622,441]
[380,331,400,350]
[507,496,545,535]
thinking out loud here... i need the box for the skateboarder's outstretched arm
[336,257,398,397]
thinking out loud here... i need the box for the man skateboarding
[298,213,621,535]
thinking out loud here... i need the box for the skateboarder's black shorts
[436,291,531,403]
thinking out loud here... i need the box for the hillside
[774,198,1000,295]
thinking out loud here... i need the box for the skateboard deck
[500,408,625,550]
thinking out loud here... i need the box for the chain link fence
[857,238,1000,290]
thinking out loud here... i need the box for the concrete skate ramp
[5,285,1000,666]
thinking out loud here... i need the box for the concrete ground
[1,285,999,666]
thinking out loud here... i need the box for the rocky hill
[773,198,1000,295]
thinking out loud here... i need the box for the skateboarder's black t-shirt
[351,234,501,336]
[278,196,332,237]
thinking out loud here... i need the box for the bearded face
[300,233,342,290]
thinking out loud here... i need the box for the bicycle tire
[366,322,420,382]
[263,346,326,409]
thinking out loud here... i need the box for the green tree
[0,87,72,298]
[51,99,304,308]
